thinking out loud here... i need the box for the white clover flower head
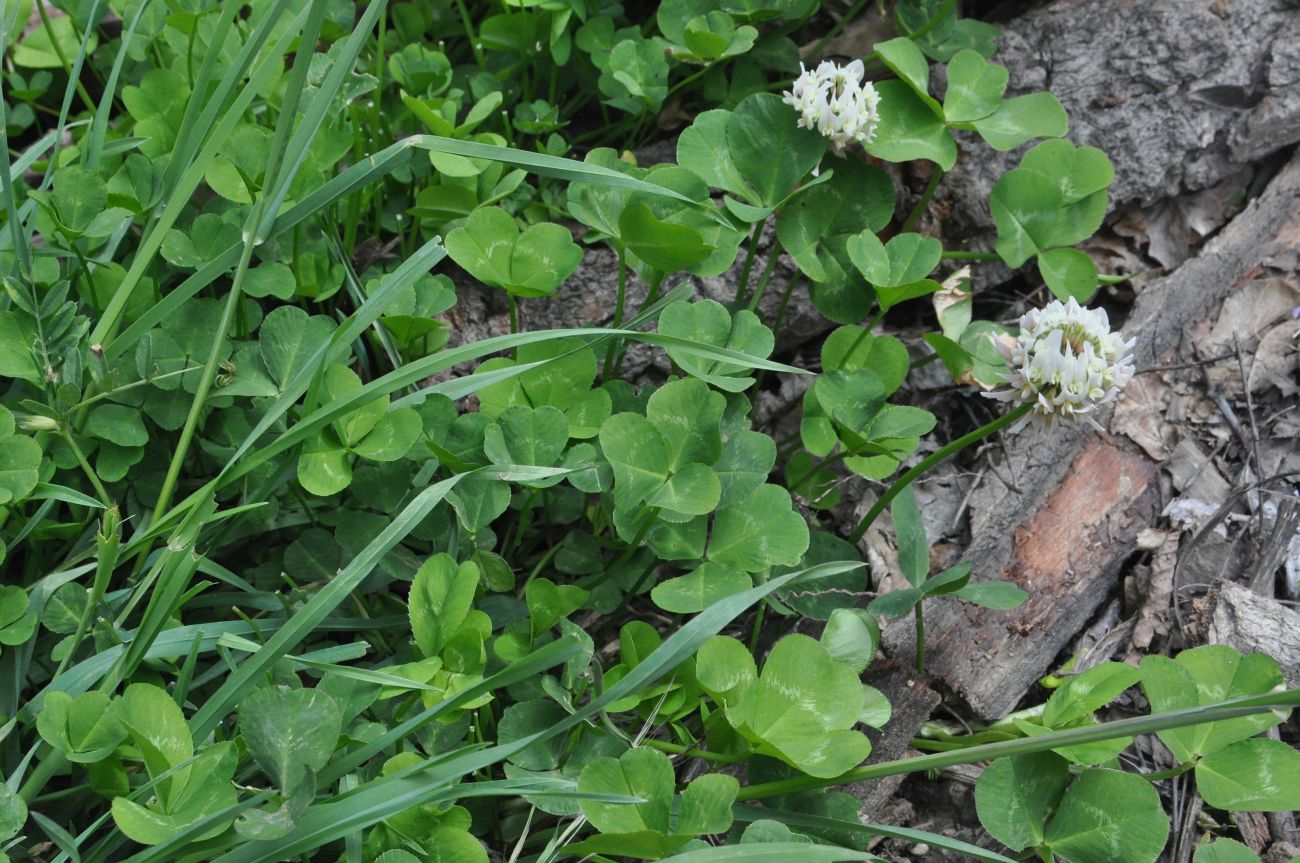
[984,297,1136,432]
[782,59,880,156]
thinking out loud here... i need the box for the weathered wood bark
[941,0,1300,237]
[891,150,1300,720]
[848,660,942,818]
[1206,580,1300,687]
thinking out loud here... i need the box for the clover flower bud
[19,414,60,432]
[782,59,880,156]
[984,297,1135,432]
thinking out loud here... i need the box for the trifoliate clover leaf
[651,561,752,614]
[0,586,38,652]
[942,49,1009,123]
[0,433,42,505]
[36,691,127,764]
[847,231,941,295]
[445,206,583,298]
[657,299,774,393]
[296,365,421,496]
[698,633,872,777]
[599,37,670,115]
[575,747,738,856]
[706,484,808,572]
[990,140,1113,299]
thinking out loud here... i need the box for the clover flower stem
[901,167,945,233]
[744,241,782,312]
[847,403,1033,545]
[805,0,874,62]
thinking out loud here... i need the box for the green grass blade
[89,3,307,346]
[188,468,470,738]
[221,326,804,487]
[406,135,698,204]
[84,0,150,171]
[316,637,580,785]
[733,806,1015,863]
[34,616,407,710]
[161,0,271,194]
[736,688,1300,801]
[256,0,389,238]
[104,141,419,360]
[201,561,864,863]
[661,845,883,862]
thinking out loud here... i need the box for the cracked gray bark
[939,0,1300,239]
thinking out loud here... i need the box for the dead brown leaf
[1206,278,1300,352]
[1246,319,1299,395]
[1131,528,1178,650]
[1110,374,1174,459]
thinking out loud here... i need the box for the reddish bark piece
[912,439,1159,719]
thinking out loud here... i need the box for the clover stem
[770,273,805,344]
[806,0,874,62]
[642,738,748,764]
[590,507,658,590]
[941,250,999,261]
[1141,762,1194,782]
[745,243,782,313]
[602,248,628,380]
[734,215,769,306]
[453,0,486,67]
[914,601,926,674]
[667,64,714,100]
[901,167,945,233]
[59,426,112,508]
[847,403,1032,545]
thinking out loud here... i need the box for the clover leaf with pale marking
[444,206,583,298]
